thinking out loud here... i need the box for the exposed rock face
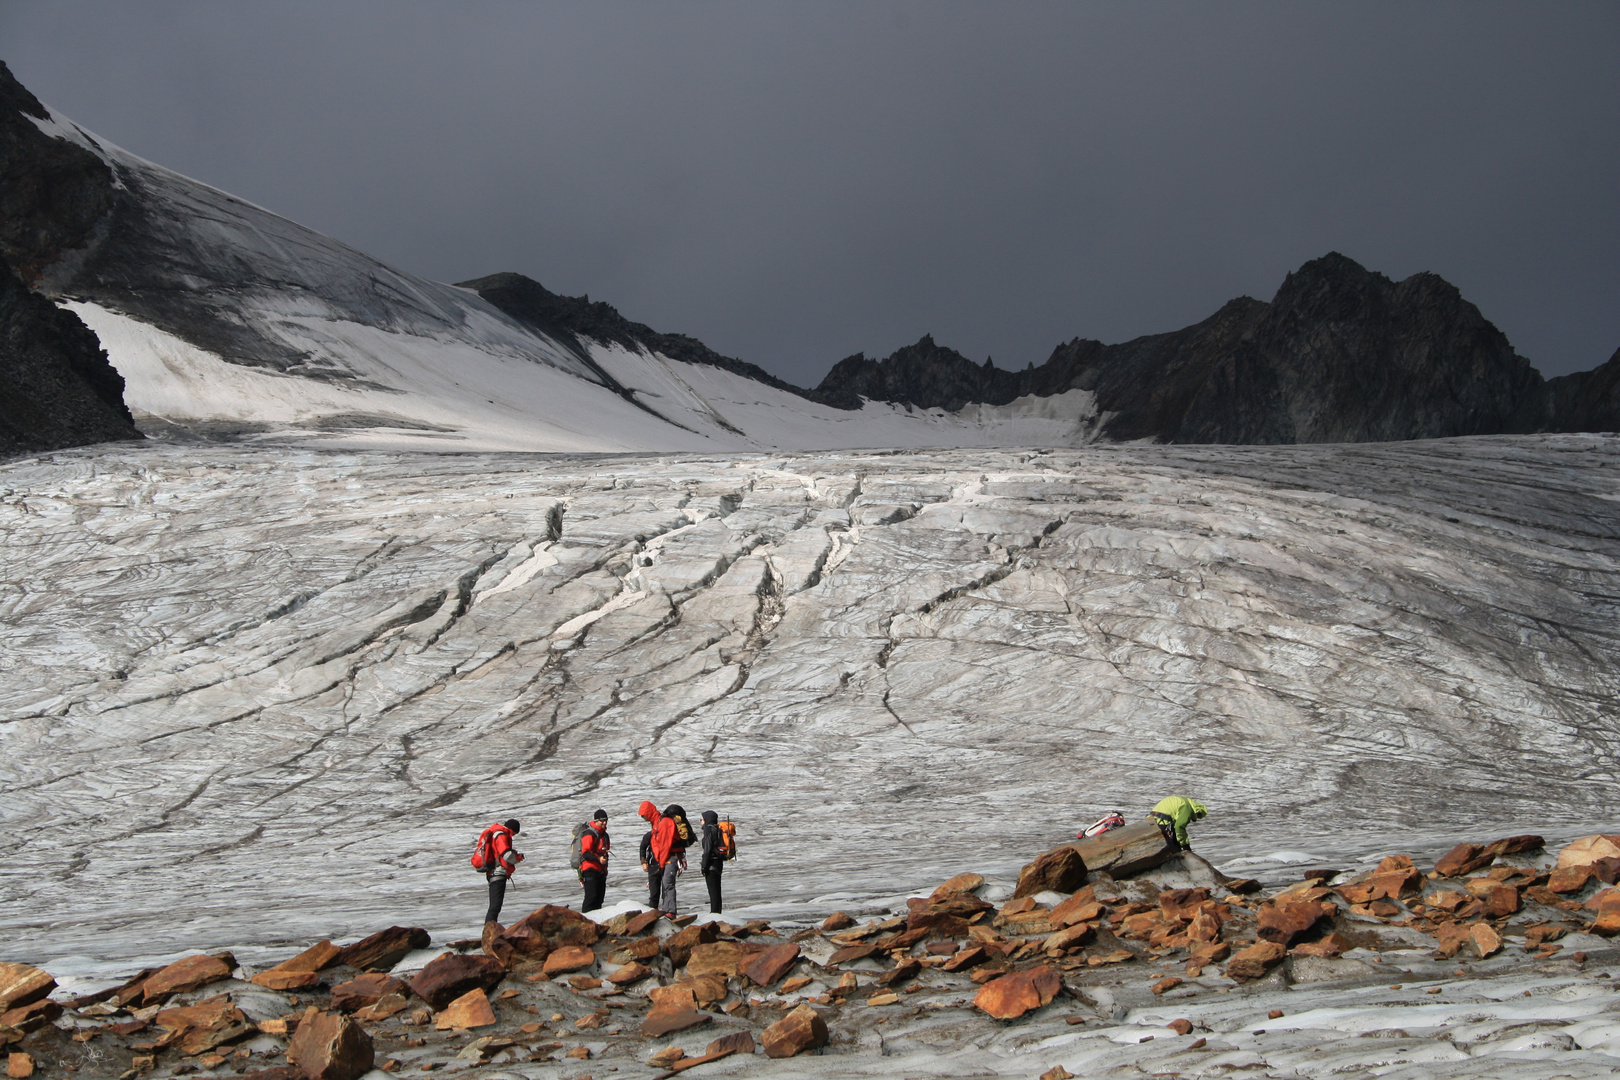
[0,255,138,454]
[285,1011,373,1080]
[460,272,814,405]
[814,253,1601,443]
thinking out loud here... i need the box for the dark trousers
[484,874,507,924]
[581,869,606,913]
[647,865,662,909]
[704,866,723,913]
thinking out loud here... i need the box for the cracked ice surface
[2,436,1619,974]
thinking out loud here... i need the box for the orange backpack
[716,820,738,861]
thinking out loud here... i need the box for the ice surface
[3,435,1619,1076]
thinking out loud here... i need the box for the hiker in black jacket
[639,830,658,909]
[699,810,725,913]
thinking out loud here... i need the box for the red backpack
[470,823,509,873]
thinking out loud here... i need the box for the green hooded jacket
[1152,796,1207,848]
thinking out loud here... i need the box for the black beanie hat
[594,809,608,821]
[505,818,520,833]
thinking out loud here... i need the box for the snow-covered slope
[16,105,1101,452]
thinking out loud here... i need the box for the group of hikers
[469,794,1204,928]
[470,801,737,927]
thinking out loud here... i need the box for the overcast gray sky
[4,2,1617,382]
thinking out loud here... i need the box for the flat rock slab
[141,955,232,1003]
[434,989,496,1031]
[738,944,800,987]
[338,928,429,973]
[640,1006,711,1037]
[973,966,1061,1020]
[0,967,53,1014]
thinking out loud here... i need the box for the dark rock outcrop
[459,271,815,401]
[0,254,139,455]
[814,253,1590,443]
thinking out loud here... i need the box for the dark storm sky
[4,3,1617,383]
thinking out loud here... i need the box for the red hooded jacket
[579,821,610,873]
[639,800,678,867]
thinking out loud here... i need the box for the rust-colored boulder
[973,966,1061,1020]
[623,910,664,937]
[541,946,596,977]
[1225,941,1286,980]
[685,941,764,978]
[607,961,651,985]
[1476,883,1520,919]
[647,974,726,1011]
[1013,847,1088,899]
[1043,923,1095,954]
[1469,923,1503,958]
[494,921,550,961]
[251,969,320,991]
[1159,889,1211,922]
[663,923,720,969]
[1556,835,1620,870]
[1548,865,1594,893]
[432,989,495,1031]
[329,973,405,1013]
[943,945,989,972]
[0,967,53,1015]
[932,873,985,899]
[154,999,255,1056]
[1258,901,1332,947]
[1071,819,1180,879]
[0,1001,58,1035]
[1434,843,1493,878]
[821,913,855,932]
[738,944,800,988]
[286,1011,374,1080]
[253,941,342,990]
[1049,889,1102,928]
[408,953,505,1011]
[761,1003,829,1058]
[1436,920,1472,959]
[1485,835,1544,857]
[337,928,429,973]
[640,1005,711,1037]
[140,955,233,1004]
[508,906,600,948]
[1291,933,1349,958]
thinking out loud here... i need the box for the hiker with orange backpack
[698,811,737,913]
[471,818,524,926]
[638,800,694,914]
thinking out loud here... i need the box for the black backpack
[664,804,695,848]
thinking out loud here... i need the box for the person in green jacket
[1151,796,1207,851]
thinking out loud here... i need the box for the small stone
[1268,1009,1285,1019]
[7,1053,34,1079]
[286,1011,374,1080]
[541,946,596,977]
[779,976,814,994]
[639,1005,711,1037]
[1291,933,1350,959]
[821,912,855,932]
[433,990,496,1031]
[1258,900,1331,946]
[647,1047,685,1068]
[1167,1018,1193,1035]
[1039,1068,1073,1080]
[253,970,321,991]
[1434,843,1494,878]
[569,975,603,990]
[760,1003,828,1058]
[565,1046,589,1060]
[867,992,899,1006]
[1151,977,1182,995]
[574,1011,606,1029]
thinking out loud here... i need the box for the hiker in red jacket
[639,800,690,914]
[476,818,524,926]
[578,810,610,913]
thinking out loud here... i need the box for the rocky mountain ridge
[3,57,1617,449]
